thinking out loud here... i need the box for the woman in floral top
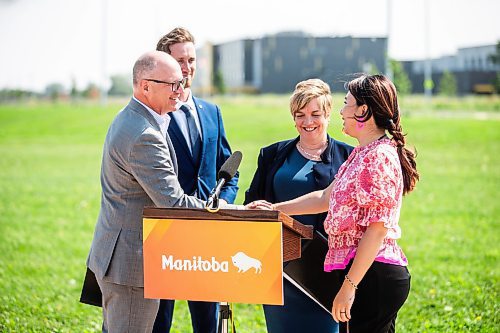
[248,74,419,333]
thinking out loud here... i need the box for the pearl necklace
[297,141,327,160]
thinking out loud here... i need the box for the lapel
[264,136,337,200]
[264,138,298,202]
[167,115,193,163]
[193,96,208,163]
[128,98,178,172]
[165,131,178,173]
[312,135,336,189]
[128,98,160,132]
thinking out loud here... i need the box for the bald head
[132,51,180,87]
[132,51,184,115]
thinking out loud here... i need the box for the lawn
[0,95,499,332]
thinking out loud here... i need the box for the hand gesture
[331,281,356,323]
[245,200,274,210]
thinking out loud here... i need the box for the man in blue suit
[153,27,239,333]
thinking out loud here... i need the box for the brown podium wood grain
[142,207,313,262]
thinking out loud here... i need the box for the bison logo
[231,252,262,273]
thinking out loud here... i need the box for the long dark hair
[347,74,419,195]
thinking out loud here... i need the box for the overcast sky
[1,0,499,91]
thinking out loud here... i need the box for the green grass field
[0,95,499,332]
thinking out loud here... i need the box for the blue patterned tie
[180,104,201,159]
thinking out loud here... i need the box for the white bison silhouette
[231,252,262,273]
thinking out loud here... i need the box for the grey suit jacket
[87,98,204,287]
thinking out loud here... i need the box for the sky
[0,0,499,92]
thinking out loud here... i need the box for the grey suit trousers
[97,275,159,333]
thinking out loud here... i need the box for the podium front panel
[143,218,284,305]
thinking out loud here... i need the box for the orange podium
[79,207,313,309]
[142,207,313,305]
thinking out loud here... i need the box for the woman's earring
[356,121,365,129]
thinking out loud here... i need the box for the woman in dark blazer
[244,79,353,333]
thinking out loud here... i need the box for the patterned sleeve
[355,147,400,228]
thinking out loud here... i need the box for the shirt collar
[178,90,196,112]
[133,96,170,130]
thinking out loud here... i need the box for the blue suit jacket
[168,96,238,203]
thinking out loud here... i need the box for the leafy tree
[494,73,500,94]
[0,89,37,102]
[390,59,412,95]
[438,71,457,96]
[489,41,500,93]
[108,74,132,96]
[488,41,500,64]
[82,83,100,99]
[45,82,65,101]
[70,77,79,99]
[213,70,226,95]
[363,62,380,75]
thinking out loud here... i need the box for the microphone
[205,151,242,212]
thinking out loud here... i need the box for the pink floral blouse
[323,138,408,271]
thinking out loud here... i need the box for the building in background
[193,32,498,96]
[193,32,387,95]
[193,41,215,96]
[402,44,499,94]
[213,38,256,93]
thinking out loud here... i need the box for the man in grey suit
[86,50,206,332]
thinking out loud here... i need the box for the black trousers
[333,261,411,333]
[152,299,218,333]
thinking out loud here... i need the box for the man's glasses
[144,77,187,91]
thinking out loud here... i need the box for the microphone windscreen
[218,151,243,182]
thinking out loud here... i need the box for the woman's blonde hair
[289,79,332,118]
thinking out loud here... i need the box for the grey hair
[132,55,158,86]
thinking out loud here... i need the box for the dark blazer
[168,96,238,203]
[244,135,353,235]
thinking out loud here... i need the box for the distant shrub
[390,59,412,95]
[439,71,458,96]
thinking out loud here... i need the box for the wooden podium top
[143,207,313,240]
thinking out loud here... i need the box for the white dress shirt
[133,96,170,137]
[170,91,203,150]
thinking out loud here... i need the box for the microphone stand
[206,194,235,333]
[205,195,220,213]
[205,178,226,213]
[217,302,233,333]
[205,168,238,332]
